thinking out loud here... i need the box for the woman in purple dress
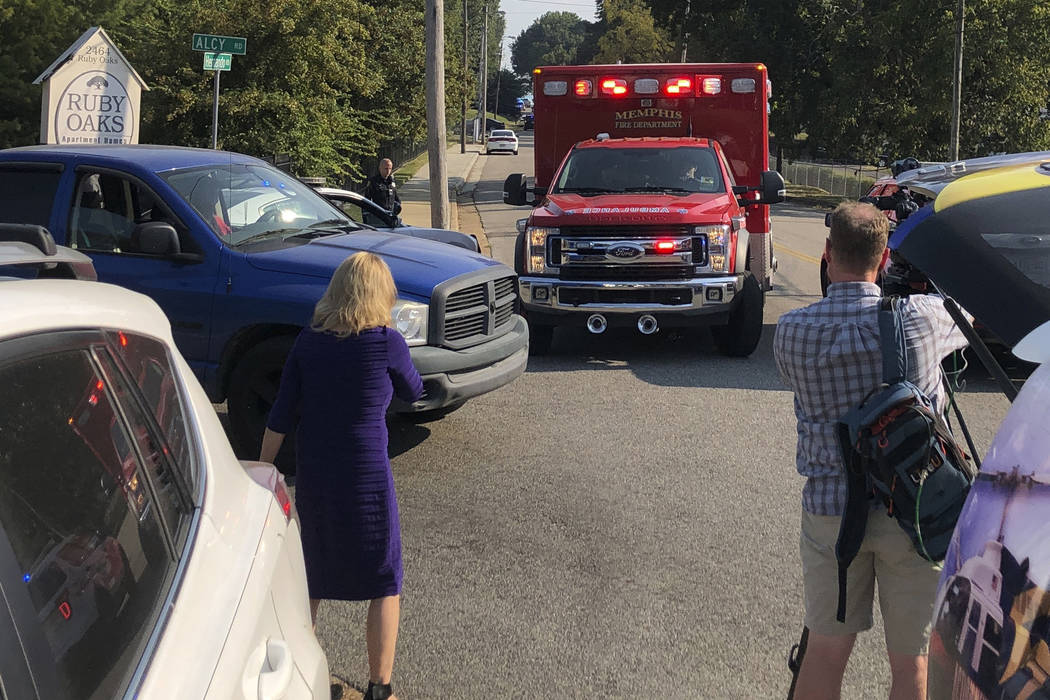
[260,252,422,700]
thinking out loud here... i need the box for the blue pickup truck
[0,145,528,465]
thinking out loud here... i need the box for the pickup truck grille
[437,274,518,349]
[550,225,706,279]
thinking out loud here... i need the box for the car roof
[0,279,174,344]
[314,187,362,200]
[0,144,267,173]
[896,151,1050,198]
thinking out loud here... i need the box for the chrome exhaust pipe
[637,314,659,335]
[586,314,608,334]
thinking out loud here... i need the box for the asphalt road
[315,132,1013,698]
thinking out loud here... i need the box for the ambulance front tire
[528,323,553,356]
[712,273,764,357]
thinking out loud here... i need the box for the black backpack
[833,296,976,622]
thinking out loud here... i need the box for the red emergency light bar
[600,78,627,96]
[574,79,592,96]
[655,240,677,253]
[665,77,692,95]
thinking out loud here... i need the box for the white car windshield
[162,163,352,245]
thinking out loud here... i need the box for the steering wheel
[256,209,282,225]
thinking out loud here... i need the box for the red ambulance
[504,63,785,356]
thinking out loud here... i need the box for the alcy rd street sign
[192,34,247,55]
[204,52,232,71]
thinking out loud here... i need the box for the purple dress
[267,326,423,600]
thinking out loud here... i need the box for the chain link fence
[771,156,886,199]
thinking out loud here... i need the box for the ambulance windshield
[553,146,724,196]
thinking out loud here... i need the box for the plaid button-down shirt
[773,282,968,516]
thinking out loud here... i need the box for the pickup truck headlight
[392,300,428,346]
[696,225,731,272]
[525,226,557,273]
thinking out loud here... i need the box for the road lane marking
[773,243,821,266]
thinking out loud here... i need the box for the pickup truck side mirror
[133,222,201,262]
[758,170,786,205]
[503,173,529,206]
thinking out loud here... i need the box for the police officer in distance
[364,158,401,214]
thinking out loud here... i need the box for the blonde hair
[311,252,397,337]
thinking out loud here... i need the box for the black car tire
[227,336,297,474]
[513,150,518,156]
[528,323,554,356]
[711,273,764,357]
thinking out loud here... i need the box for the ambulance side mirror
[503,173,530,206]
[757,170,786,205]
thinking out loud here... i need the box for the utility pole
[479,2,488,147]
[494,39,504,121]
[949,0,964,161]
[425,0,450,228]
[678,0,691,63]
[460,0,467,153]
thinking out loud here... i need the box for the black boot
[365,681,394,700]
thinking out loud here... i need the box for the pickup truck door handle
[256,638,293,700]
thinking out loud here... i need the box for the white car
[486,129,519,155]
[314,186,480,252]
[0,227,329,699]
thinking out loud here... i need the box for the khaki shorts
[800,509,943,655]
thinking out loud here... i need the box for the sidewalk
[397,142,490,253]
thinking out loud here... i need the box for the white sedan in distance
[0,226,330,700]
[486,129,519,155]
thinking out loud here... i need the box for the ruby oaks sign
[34,27,148,145]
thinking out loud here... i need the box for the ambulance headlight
[525,226,557,273]
[392,300,428,346]
[695,225,730,271]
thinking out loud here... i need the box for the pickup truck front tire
[227,336,297,474]
[711,273,764,357]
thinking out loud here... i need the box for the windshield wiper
[286,229,349,240]
[232,228,302,245]
[622,186,692,194]
[308,218,357,229]
[557,187,618,195]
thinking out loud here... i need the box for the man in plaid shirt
[774,202,967,700]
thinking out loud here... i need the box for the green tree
[486,68,529,117]
[510,11,594,75]
[0,0,147,148]
[592,0,670,64]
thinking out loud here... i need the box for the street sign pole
[212,69,220,149]
[194,34,243,149]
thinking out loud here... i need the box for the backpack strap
[878,296,908,385]
[834,416,870,622]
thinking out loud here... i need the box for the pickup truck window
[70,171,186,255]
[161,164,351,245]
[0,165,62,228]
[553,146,724,195]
